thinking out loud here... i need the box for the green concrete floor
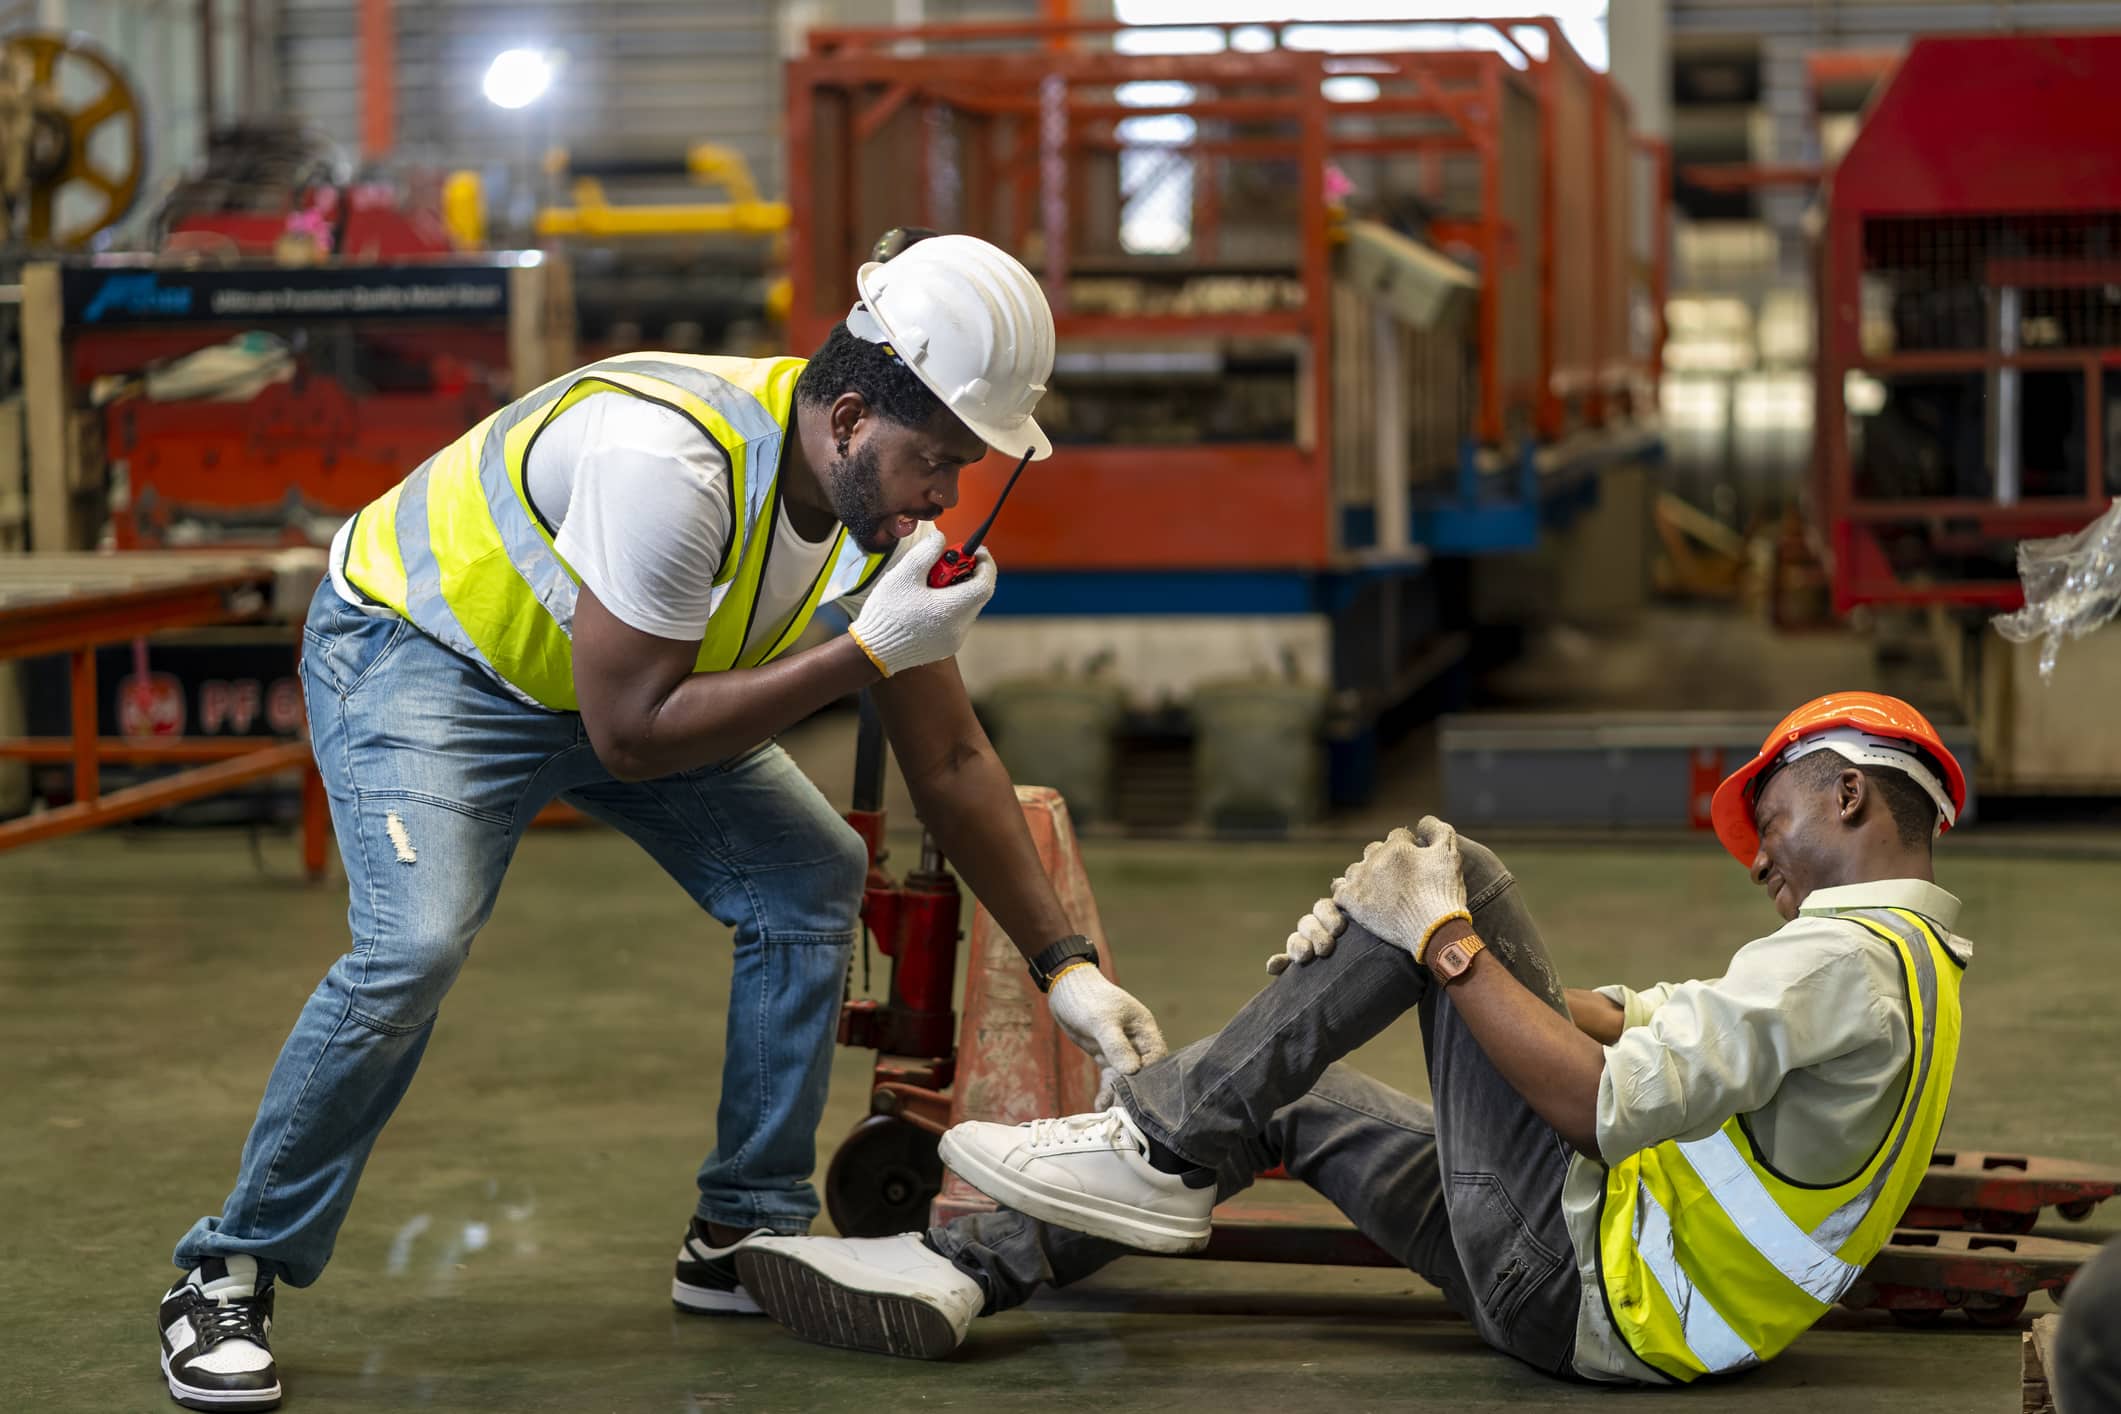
[6,824,2115,1412]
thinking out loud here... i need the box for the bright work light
[483,49,553,110]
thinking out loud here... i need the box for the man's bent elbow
[584,720,658,783]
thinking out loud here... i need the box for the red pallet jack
[824,767,2117,1329]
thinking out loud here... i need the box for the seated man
[735,693,1971,1384]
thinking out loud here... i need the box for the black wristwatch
[1028,934,1099,993]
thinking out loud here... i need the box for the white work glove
[846,524,998,677]
[1047,964,1170,1109]
[1330,816,1472,964]
[1265,894,1348,975]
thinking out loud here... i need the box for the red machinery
[786,16,1666,573]
[825,697,1109,1235]
[104,343,500,551]
[1815,34,2121,612]
[30,258,561,552]
[154,122,461,264]
[826,697,958,1234]
[59,119,535,551]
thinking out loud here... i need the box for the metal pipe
[360,0,394,160]
[1373,304,1410,556]
[69,649,97,805]
[852,691,887,814]
[0,741,314,854]
[240,0,257,115]
[198,0,217,131]
[1996,285,2021,506]
[1039,73,1068,313]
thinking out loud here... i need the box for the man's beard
[824,441,895,552]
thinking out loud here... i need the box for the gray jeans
[928,838,1584,1378]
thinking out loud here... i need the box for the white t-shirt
[329,394,898,668]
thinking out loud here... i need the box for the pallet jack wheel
[1963,1294,2028,1328]
[2059,1199,2097,1222]
[825,1114,944,1238]
[1977,1209,2038,1235]
[1890,1308,1946,1329]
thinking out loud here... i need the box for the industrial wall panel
[273,0,1120,196]
[276,0,786,189]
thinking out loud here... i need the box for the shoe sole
[736,1248,961,1360]
[160,1350,282,1411]
[938,1130,1211,1255]
[672,1275,763,1316]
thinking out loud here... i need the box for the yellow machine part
[532,142,790,240]
[440,169,487,251]
[2,30,145,248]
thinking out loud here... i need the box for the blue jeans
[174,585,867,1287]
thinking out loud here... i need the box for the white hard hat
[844,234,1055,462]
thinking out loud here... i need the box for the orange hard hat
[1710,692,1967,866]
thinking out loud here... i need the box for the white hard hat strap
[1777,727,1957,832]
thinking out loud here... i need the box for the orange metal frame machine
[785,15,1667,576]
[0,556,327,877]
[1814,34,2121,613]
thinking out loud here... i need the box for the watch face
[1438,941,1474,978]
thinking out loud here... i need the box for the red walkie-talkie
[928,448,1035,589]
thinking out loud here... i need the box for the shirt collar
[1800,878,1962,933]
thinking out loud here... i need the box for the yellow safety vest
[338,353,887,711]
[1597,905,1963,1381]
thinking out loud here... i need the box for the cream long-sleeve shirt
[1560,879,1971,1383]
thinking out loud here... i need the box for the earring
[836,437,850,456]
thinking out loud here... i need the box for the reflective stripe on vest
[1810,908,1946,1254]
[1598,905,1960,1381]
[340,354,883,709]
[394,457,487,667]
[1672,1128,1863,1306]
[1629,1182,1758,1374]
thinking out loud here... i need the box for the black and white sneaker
[157,1256,281,1411]
[672,1218,771,1315]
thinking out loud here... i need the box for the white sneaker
[938,1107,1214,1254]
[736,1233,983,1360]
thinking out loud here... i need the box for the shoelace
[1022,1111,1138,1152]
[193,1294,269,1349]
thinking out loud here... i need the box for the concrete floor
[7,815,2116,1412]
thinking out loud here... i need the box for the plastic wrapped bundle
[1992,498,2121,679]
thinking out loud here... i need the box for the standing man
[739,693,1968,1385]
[155,234,1169,1412]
